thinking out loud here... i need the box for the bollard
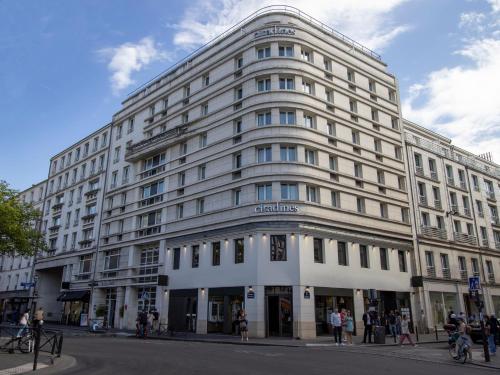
[435,325,438,341]
[33,324,41,371]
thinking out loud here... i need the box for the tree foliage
[0,180,47,255]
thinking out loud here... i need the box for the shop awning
[57,290,90,302]
[0,290,30,300]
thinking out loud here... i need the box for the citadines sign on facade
[254,26,295,38]
[254,202,299,213]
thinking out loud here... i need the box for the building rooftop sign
[254,26,295,38]
[255,202,299,213]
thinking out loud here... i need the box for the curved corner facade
[12,8,498,338]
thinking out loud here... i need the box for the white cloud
[403,38,500,162]
[171,0,409,52]
[403,1,500,162]
[98,37,171,95]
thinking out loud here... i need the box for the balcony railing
[125,125,188,160]
[442,268,451,279]
[464,207,471,217]
[496,242,500,250]
[427,267,436,278]
[488,274,495,283]
[486,191,496,200]
[459,181,467,190]
[419,195,428,206]
[453,232,477,245]
[447,177,455,186]
[420,226,448,240]
[491,216,500,226]
[434,200,442,210]
[459,270,468,281]
[416,167,425,177]
[482,239,489,247]
[430,171,439,181]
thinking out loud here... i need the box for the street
[49,336,497,375]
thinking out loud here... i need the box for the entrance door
[266,287,293,337]
[105,289,117,328]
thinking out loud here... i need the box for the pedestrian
[139,310,148,338]
[362,309,373,344]
[486,315,497,356]
[16,309,30,337]
[399,315,416,347]
[147,310,154,334]
[458,311,467,323]
[330,309,343,346]
[238,309,248,341]
[340,308,347,343]
[152,309,160,334]
[33,306,44,328]
[389,310,397,343]
[395,310,402,336]
[344,310,354,346]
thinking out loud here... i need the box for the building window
[79,254,93,275]
[278,45,293,57]
[380,248,389,270]
[356,197,365,213]
[306,185,318,202]
[360,245,369,268]
[281,183,298,200]
[270,235,287,261]
[257,112,272,126]
[301,48,312,62]
[338,241,348,266]
[192,245,200,268]
[302,80,313,94]
[198,164,206,180]
[212,242,221,266]
[257,78,271,92]
[305,149,316,165]
[314,238,324,263]
[331,191,340,208]
[398,250,407,272]
[280,146,297,161]
[257,184,272,201]
[202,73,210,86]
[234,239,244,264]
[176,204,184,219]
[173,248,180,270]
[257,46,271,59]
[279,77,294,90]
[380,203,388,219]
[201,103,209,116]
[354,162,363,178]
[279,111,295,125]
[197,198,205,214]
[347,69,355,83]
[303,115,314,128]
[257,147,272,163]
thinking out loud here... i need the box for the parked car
[469,318,500,344]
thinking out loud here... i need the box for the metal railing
[420,226,447,240]
[125,5,382,102]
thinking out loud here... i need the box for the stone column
[292,285,316,339]
[115,287,125,329]
[245,285,265,338]
[123,286,137,330]
[455,284,466,315]
[196,288,208,334]
[353,289,365,336]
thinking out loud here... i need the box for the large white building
[2,6,499,337]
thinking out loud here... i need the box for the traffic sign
[140,291,150,301]
[469,276,481,291]
[20,282,35,288]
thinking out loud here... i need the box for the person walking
[32,307,44,328]
[344,310,354,346]
[330,309,343,346]
[139,310,148,338]
[389,310,397,343]
[399,315,416,347]
[486,315,497,356]
[238,309,248,341]
[147,310,154,334]
[16,310,30,337]
[362,310,373,344]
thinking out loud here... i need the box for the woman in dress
[238,309,248,341]
[344,310,354,346]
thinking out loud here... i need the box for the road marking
[0,363,48,375]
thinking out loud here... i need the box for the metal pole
[57,333,63,358]
[415,326,419,342]
[435,325,438,341]
[33,324,41,371]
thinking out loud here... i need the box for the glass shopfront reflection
[265,286,293,337]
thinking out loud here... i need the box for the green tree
[0,180,46,255]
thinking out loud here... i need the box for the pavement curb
[36,355,77,375]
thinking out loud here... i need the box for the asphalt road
[53,337,496,375]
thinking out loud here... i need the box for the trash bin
[374,325,386,344]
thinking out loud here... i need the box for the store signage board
[254,202,299,214]
[254,26,296,39]
[469,276,480,291]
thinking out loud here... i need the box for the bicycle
[1,329,34,354]
[448,330,471,363]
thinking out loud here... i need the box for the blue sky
[1,0,499,191]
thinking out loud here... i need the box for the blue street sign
[20,282,35,288]
[469,276,480,291]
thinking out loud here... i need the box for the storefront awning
[57,290,90,302]
[0,290,30,300]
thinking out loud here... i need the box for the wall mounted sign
[254,26,296,39]
[303,290,311,299]
[247,290,255,299]
[254,202,299,213]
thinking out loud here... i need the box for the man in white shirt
[330,309,343,346]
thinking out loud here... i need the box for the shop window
[270,235,287,261]
[314,238,324,263]
[234,239,244,264]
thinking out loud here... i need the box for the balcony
[459,270,468,281]
[447,177,455,186]
[125,125,188,162]
[486,191,496,201]
[459,181,467,190]
[491,216,500,226]
[450,204,459,213]
[427,266,436,278]
[453,232,477,245]
[496,242,500,250]
[434,200,442,210]
[418,195,428,206]
[442,268,451,279]
[482,239,489,247]
[52,202,64,211]
[415,167,425,177]
[488,274,495,284]
[464,207,472,217]
[420,226,448,240]
[430,171,439,181]
[136,225,161,238]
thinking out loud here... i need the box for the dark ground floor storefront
[58,290,90,326]
[0,291,31,323]
[314,288,354,336]
[207,287,244,334]
[168,289,198,332]
[265,286,293,337]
